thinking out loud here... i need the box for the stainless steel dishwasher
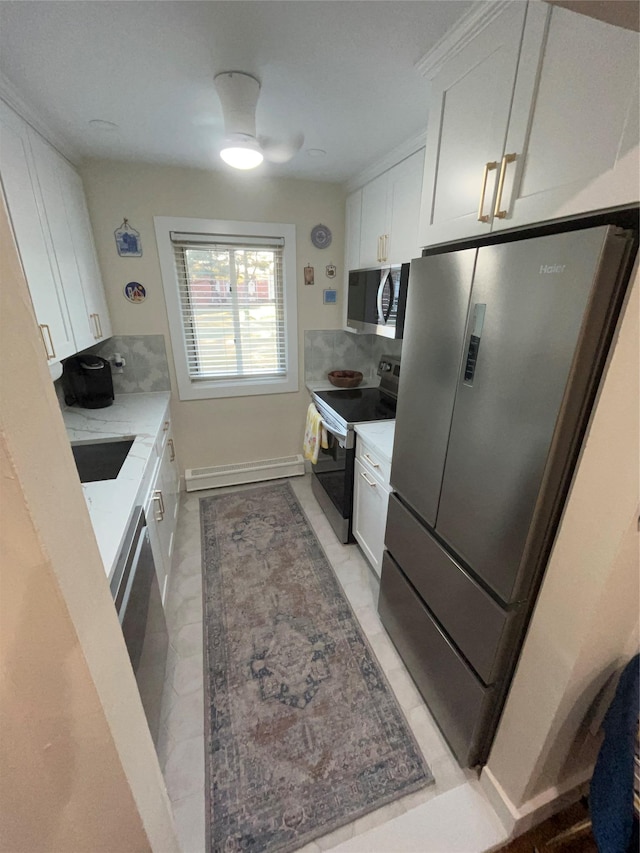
[110,506,168,746]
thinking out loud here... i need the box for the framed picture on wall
[115,219,142,257]
[323,289,337,305]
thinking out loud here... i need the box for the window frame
[154,216,298,400]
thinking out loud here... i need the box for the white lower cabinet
[144,417,180,606]
[353,434,393,578]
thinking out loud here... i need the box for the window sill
[177,374,299,401]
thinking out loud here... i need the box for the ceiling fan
[213,71,305,170]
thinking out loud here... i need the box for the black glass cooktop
[314,388,396,424]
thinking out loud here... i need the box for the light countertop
[355,421,396,464]
[62,392,171,579]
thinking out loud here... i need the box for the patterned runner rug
[200,482,433,853]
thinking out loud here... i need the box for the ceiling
[0,0,474,183]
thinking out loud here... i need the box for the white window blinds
[170,232,287,383]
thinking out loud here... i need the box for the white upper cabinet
[343,188,362,327]
[0,100,76,363]
[493,3,640,230]
[62,164,112,343]
[0,98,112,363]
[347,148,425,273]
[344,188,362,276]
[28,132,95,352]
[386,150,425,264]
[359,171,389,267]
[418,2,529,247]
[417,1,640,248]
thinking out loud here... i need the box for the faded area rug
[200,482,433,853]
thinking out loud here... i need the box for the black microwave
[346,263,409,339]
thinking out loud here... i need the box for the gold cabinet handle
[153,489,165,521]
[90,313,99,339]
[360,471,378,488]
[494,153,517,219]
[382,234,389,262]
[163,420,170,432]
[39,324,55,359]
[363,452,380,468]
[477,161,498,223]
[377,236,382,263]
[96,313,103,337]
[168,438,175,462]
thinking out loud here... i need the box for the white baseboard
[479,764,591,842]
[185,454,305,491]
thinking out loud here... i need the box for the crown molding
[345,129,427,194]
[0,73,81,165]
[415,0,514,80]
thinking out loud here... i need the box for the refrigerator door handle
[463,303,486,386]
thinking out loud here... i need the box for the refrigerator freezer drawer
[378,551,496,767]
[385,494,515,684]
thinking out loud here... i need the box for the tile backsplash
[54,334,171,406]
[304,330,402,383]
[55,330,396,401]
[89,335,171,393]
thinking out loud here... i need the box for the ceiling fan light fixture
[213,70,303,167]
[219,134,264,170]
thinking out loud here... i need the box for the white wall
[481,263,640,834]
[80,160,345,471]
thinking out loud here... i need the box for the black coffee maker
[62,354,114,408]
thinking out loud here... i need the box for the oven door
[110,506,168,746]
[311,420,356,544]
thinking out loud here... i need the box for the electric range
[310,355,400,543]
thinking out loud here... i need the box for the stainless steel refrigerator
[378,224,636,767]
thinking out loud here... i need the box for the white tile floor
[157,474,508,853]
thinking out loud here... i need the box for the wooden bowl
[328,370,363,388]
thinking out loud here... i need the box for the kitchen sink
[71,437,135,483]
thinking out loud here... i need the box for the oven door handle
[319,418,353,450]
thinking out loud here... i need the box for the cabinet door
[28,131,95,352]
[359,172,388,267]
[344,189,362,274]
[386,149,425,264]
[0,101,75,362]
[494,4,640,230]
[63,166,112,342]
[343,189,362,328]
[155,429,180,600]
[417,1,527,248]
[353,457,390,577]
[145,485,169,606]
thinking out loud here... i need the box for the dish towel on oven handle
[303,403,328,464]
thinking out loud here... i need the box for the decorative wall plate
[310,224,332,249]
[124,281,146,303]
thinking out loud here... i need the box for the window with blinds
[155,217,297,401]
[171,232,286,382]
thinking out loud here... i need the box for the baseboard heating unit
[185,454,305,491]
